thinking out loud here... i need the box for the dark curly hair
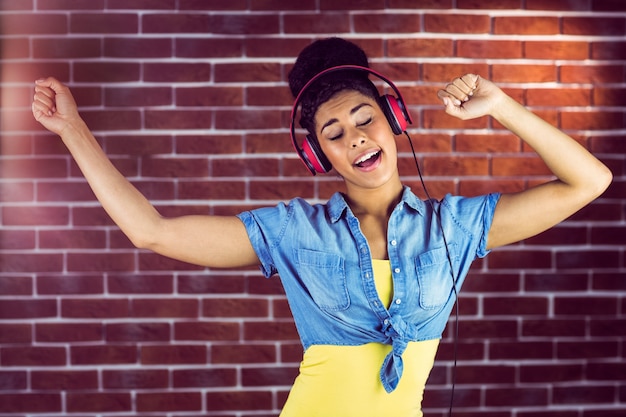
[288,38,380,138]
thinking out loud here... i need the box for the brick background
[1,1,625,416]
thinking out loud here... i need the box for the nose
[349,127,367,148]
[351,138,366,148]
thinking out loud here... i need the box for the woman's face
[314,90,400,192]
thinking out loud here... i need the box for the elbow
[595,164,613,197]
[586,164,613,201]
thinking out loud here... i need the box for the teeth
[356,151,378,165]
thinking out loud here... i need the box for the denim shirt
[237,186,500,393]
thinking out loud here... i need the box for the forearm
[491,94,612,197]
[62,120,162,248]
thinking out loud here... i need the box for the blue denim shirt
[237,186,500,393]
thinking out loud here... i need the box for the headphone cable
[404,131,459,417]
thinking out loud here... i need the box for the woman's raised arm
[438,74,613,249]
[32,77,259,268]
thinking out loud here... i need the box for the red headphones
[290,65,413,175]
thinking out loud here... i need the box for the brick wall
[1,1,625,416]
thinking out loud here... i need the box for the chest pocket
[415,245,458,310]
[294,249,350,312]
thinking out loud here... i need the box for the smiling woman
[31,36,611,417]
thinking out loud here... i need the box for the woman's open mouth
[354,150,382,169]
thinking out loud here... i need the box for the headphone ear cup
[380,94,409,135]
[302,135,333,174]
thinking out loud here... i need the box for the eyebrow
[320,103,373,134]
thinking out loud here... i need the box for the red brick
[176,134,243,154]
[33,37,101,59]
[491,341,553,360]
[1,346,66,366]
[525,272,588,291]
[203,297,268,318]
[137,392,202,412]
[0,299,56,319]
[82,110,143,131]
[522,318,586,337]
[132,298,198,318]
[141,157,208,178]
[245,37,311,58]
[108,273,174,294]
[176,86,243,106]
[527,87,592,106]
[0,370,27,390]
[250,0,316,10]
[0,394,62,413]
[455,364,516,384]
[71,345,137,365]
[242,366,298,386]
[39,229,106,249]
[173,368,237,387]
[425,13,491,33]
[66,392,132,412]
[244,320,299,341]
[561,64,625,83]
[174,321,240,341]
[553,385,616,405]
[564,16,625,36]
[205,390,273,411]
[103,368,169,389]
[105,322,170,342]
[494,16,559,34]
[247,86,292,106]
[249,179,315,200]
[484,296,549,316]
[354,13,421,33]
[62,298,130,318]
[140,345,207,364]
[423,155,489,176]
[1,13,67,35]
[388,38,454,58]
[457,40,523,59]
[556,249,620,269]
[212,343,277,364]
[36,322,103,342]
[525,40,589,60]
[67,252,135,272]
[485,387,549,407]
[594,87,626,106]
[555,296,618,316]
[176,37,243,58]
[493,64,557,83]
[209,14,280,34]
[104,37,172,58]
[105,86,172,107]
[178,274,246,294]
[0,230,35,250]
[284,12,350,34]
[591,272,626,291]
[32,370,98,390]
[74,62,140,82]
[488,249,552,269]
[0,323,32,343]
[591,40,626,59]
[144,62,212,82]
[212,158,280,177]
[109,0,175,9]
[144,110,212,129]
[320,0,385,10]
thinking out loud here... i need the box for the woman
[32,38,611,416]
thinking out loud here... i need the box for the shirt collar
[326,186,425,223]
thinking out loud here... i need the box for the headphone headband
[290,65,412,175]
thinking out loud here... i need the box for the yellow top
[280,260,439,417]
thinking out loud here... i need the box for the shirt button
[395,299,402,305]
[390,240,397,246]
[383,319,389,325]
[394,268,400,273]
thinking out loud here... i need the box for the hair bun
[289,37,370,98]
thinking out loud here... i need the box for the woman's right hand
[32,77,83,137]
